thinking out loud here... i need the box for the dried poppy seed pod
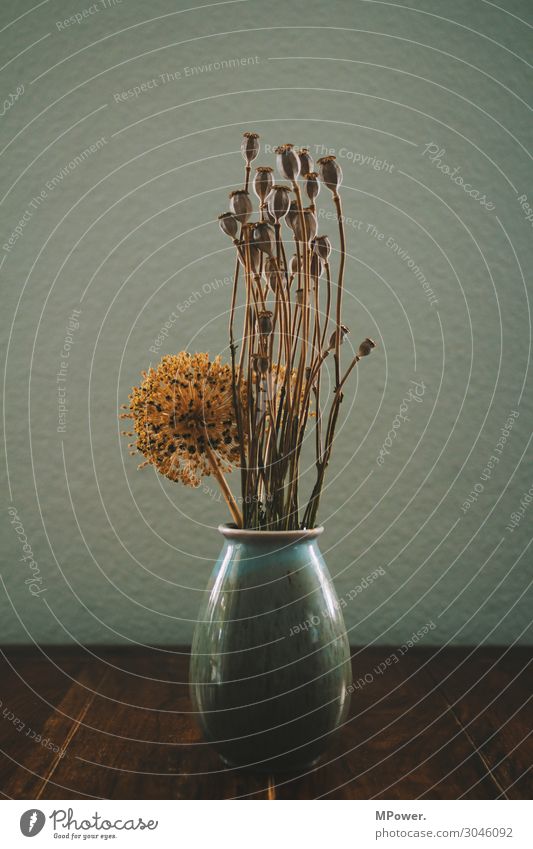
[289,254,299,276]
[263,257,280,291]
[241,131,260,164]
[218,212,239,240]
[275,144,300,181]
[263,256,278,275]
[313,234,332,261]
[238,241,261,273]
[357,337,376,358]
[268,185,292,221]
[229,189,253,223]
[252,222,276,257]
[252,354,270,374]
[298,148,314,177]
[303,207,318,242]
[253,166,274,204]
[257,310,273,335]
[248,244,261,273]
[304,171,320,204]
[310,252,323,279]
[286,200,299,234]
[328,324,350,351]
[263,272,276,292]
[263,205,276,224]
[317,155,343,194]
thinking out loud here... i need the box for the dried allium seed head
[229,189,253,223]
[218,212,239,240]
[317,155,343,193]
[241,131,260,164]
[257,310,273,335]
[268,184,292,221]
[253,166,274,203]
[275,144,300,181]
[304,172,320,203]
[252,222,276,257]
[357,337,376,358]
[313,234,332,261]
[121,353,245,487]
[298,148,314,177]
[328,324,350,351]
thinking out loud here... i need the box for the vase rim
[218,523,324,542]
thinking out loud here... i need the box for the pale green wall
[1,0,531,646]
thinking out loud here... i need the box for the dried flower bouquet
[121,133,375,530]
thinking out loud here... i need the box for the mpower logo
[20,809,46,836]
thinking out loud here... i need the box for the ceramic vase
[190,524,351,771]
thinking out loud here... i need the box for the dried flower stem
[123,136,376,529]
[333,193,346,390]
[218,134,375,529]
[205,442,243,527]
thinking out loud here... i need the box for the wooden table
[0,646,530,800]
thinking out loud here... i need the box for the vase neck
[218,523,324,547]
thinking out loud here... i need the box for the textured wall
[1,0,532,647]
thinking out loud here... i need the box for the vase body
[189,524,351,771]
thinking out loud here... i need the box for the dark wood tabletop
[0,646,530,800]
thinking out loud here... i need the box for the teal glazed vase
[189,524,352,771]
